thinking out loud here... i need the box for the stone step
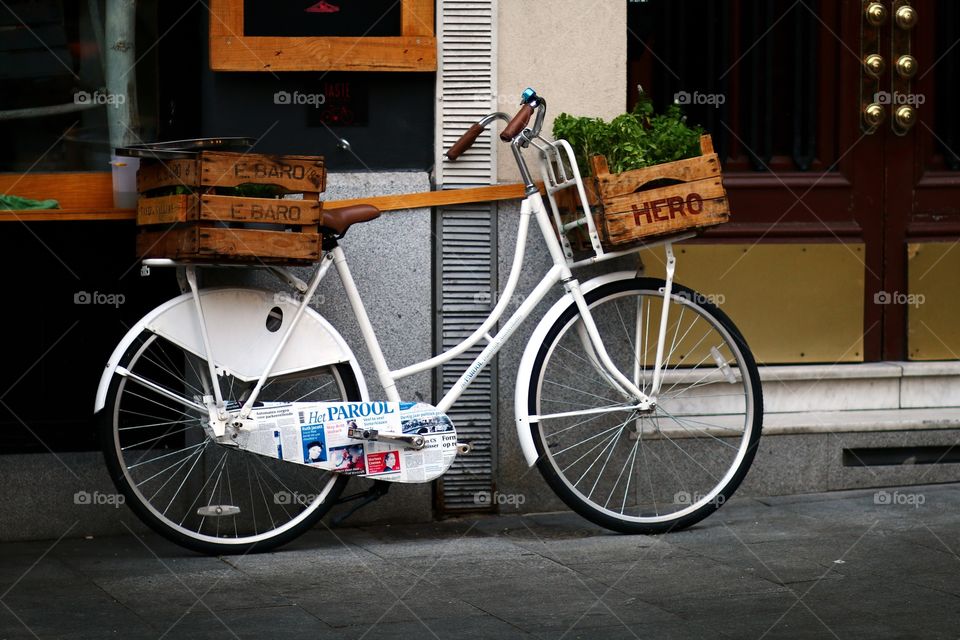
[763,407,960,436]
[758,361,960,414]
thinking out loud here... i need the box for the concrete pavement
[1,483,958,639]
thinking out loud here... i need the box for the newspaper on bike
[236,401,459,483]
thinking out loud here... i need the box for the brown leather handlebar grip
[446,123,485,160]
[500,104,534,142]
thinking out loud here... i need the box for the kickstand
[331,480,391,526]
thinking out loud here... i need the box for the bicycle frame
[143,135,693,440]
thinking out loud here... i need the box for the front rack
[530,135,603,261]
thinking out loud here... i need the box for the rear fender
[95,288,367,412]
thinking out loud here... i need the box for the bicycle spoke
[542,377,623,406]
[533,283,760,531]
[603,434,638,510]
[571,426,624,485]
[136,443,207,488]
[551,422,627,457]
[122,424,194,450]
[129,441,206,471]
[586,417,631,499]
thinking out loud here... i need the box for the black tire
[528,277,763,534]
[98,328,359,555]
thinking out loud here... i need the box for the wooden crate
[554,135,728,252]
[135,151,325,265]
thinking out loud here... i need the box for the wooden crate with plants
[551,98,729,252]
[135,151,326,265]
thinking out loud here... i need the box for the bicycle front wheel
[99,326,360,555]
[528,277,762,534]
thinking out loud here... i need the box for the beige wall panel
[636,243,866,364]
[497,1,626,182]
[908,242,960,361]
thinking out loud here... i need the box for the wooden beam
[0,209,136,222]
[0,181,537,221]
[324,182,538,212]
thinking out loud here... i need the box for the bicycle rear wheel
[528,277,762,534]
[98,327,359,554]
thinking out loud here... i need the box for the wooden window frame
[208,0,436,72]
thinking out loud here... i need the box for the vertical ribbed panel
[434,0,498,511]
[435,0,497,188]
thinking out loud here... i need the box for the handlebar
[499,104,534,142]
[445,88,545,161]
[446,123,484,161]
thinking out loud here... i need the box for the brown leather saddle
[320,204,381,236]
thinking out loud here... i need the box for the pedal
[197,505,241,517]
[347,426,425,450]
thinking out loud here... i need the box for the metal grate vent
[434,0,498,512]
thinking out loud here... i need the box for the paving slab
[0,483,958,639]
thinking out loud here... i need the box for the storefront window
[0,0,159,172]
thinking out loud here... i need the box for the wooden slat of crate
[136,152,326,194]
[137,159,199,193]
[137,226,321,263]
[137,194,196,225]
[137,226,198,259]
[601,176,726,215]
[600,177,729,245]
[199,194,321,225]
[199,152,326,192]
[591,153,722,199]
[137,194,322,226]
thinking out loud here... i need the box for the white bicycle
[96,89,763,554]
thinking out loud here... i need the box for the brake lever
[530,97,547,137]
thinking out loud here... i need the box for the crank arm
[348,426,425,450]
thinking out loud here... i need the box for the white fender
[514,271,641,467]
[95,288,368,412]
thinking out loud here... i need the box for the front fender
[95,288,368,412]
[514,271,640,467]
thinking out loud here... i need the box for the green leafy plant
[144,183,286,198]
[552,97,704,176]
